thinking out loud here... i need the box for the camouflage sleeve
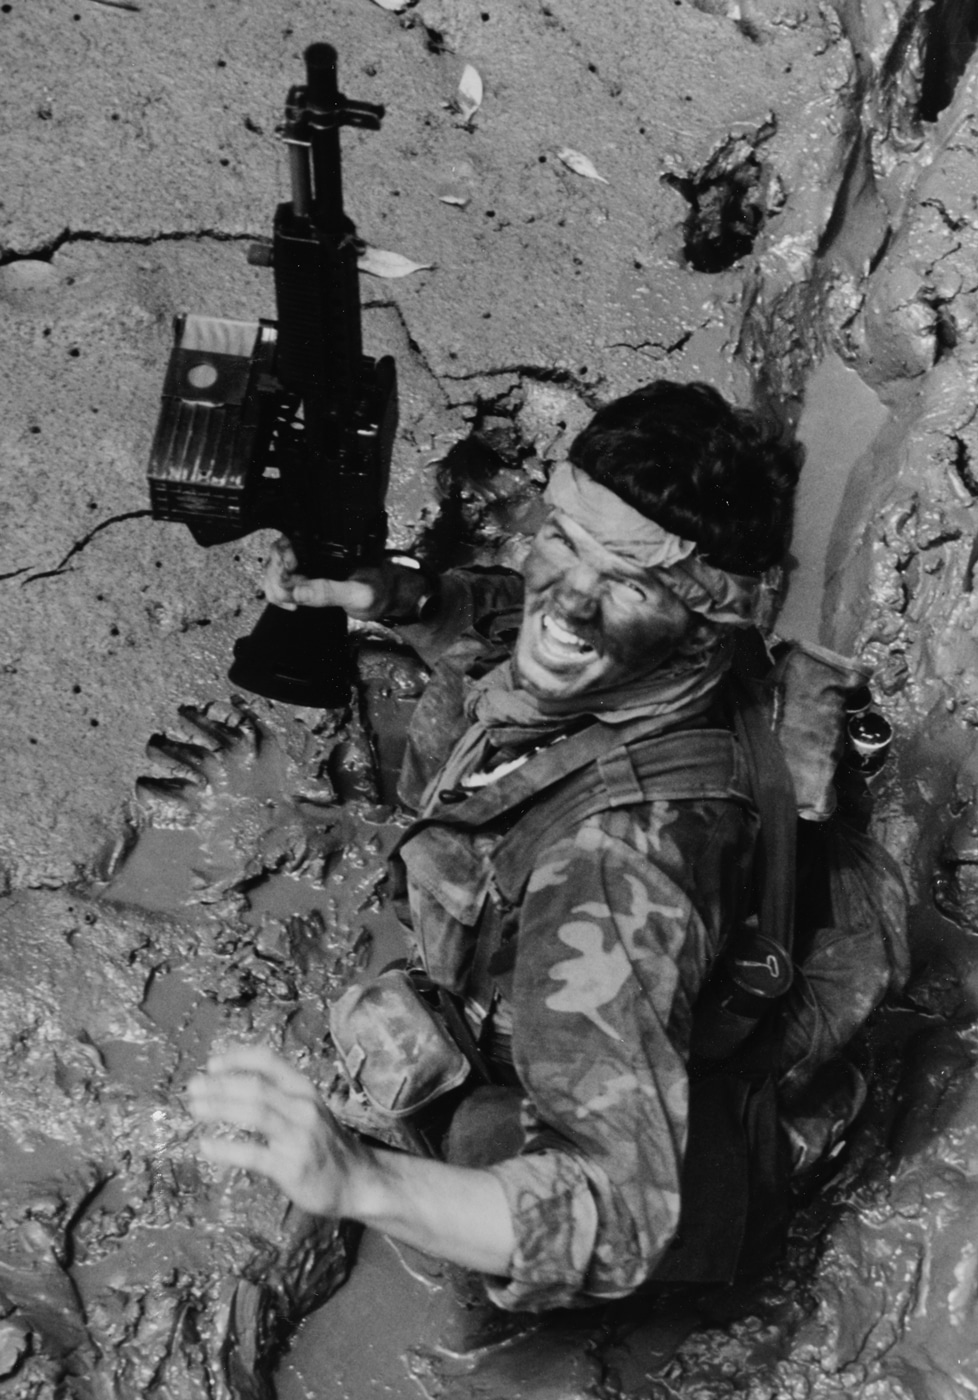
[394,567,524,667]
[485,803,738,1312]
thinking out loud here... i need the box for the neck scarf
[465,637,732,752]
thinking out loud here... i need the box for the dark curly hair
[567,380,801,576]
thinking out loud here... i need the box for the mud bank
[5,0,978,1396]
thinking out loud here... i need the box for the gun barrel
[307,55,344,234]
[305,42,340,110]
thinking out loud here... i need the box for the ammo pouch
[329,968,470,1120]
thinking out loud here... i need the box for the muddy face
[515,511,692,700]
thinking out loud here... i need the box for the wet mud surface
[0,690,396,1398]
[6,0,978,1395]
[2,651,977,1400]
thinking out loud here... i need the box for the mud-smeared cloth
[329,969,469,1117]
[402,786,759,1309]
[545,461,763,627]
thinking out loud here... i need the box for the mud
[0,669,425,1394]
[0,696,394,1397]
[6,0,978,1396]
[777,353,890,645]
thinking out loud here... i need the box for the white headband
[544,462,762,628]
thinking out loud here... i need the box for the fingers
[198,1042,320,1099]
[198,1133,275,1175]
[263,537,301,610]
[185,1044,353,1216]
[186,1046,324,1148]
[290,575,380,616]
[186,1048,315,1165]
[263,538,423,620]
[263,538,380,616]
[198,1126,336,1217]
[188,1072,294,1138]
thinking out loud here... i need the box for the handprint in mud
[124,698,353,906]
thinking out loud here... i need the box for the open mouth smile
[540,611,597,659]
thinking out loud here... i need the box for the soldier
[189,380,837,1311]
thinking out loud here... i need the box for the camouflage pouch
[328,968,470,1119]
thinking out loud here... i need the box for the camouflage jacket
[395,571,758,1311]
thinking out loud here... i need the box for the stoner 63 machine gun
[147,44,397,707]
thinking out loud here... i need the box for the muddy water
[276,1233,457,1400]
[67,671,447,1396]
[275,1235,706,1400]
[777,352,889,645]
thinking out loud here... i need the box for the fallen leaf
[357,246,434,278]
[457,64,483,123]
[369,0,409,10]
[436,182,471,208]
[556,147,609,183]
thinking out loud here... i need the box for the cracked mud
[6,0,978,1397]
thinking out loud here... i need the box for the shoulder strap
[396,669,796,956]
[492,726,749,905]
[491,671,798,958]
[725,670,798,958]
[394,711,746,867]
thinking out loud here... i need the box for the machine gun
[147,43,397,707]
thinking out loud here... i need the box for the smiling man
[515,507,694,698]
[189,380,803,1320]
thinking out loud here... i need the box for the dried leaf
[436,182,471,208]
[358,246,434,278]
[457,64,483,123]
[369,0,409,10]
[556,147,609,184]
